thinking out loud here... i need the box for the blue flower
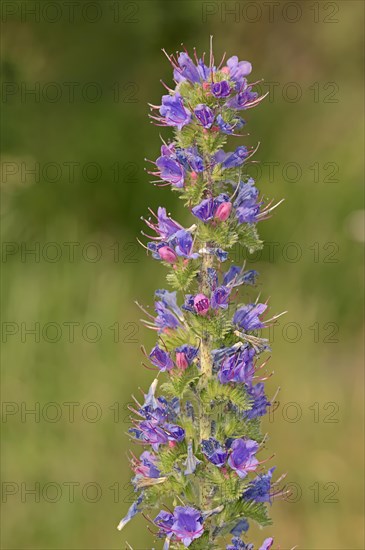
[218,346,255,384]
[245,383,271,419]
[175,344,199,367]
[176,146,204,172]
[132,451,161,486]
[230,518,249,536]
[215,146,249,169]
[194,104,215,129]
[233,179,262,223]
[154,299,182,332]
[259,539,274,550]
[223,266,258,287]
[226,537,253,550]
[192,198,215,222]
[233,303,267,331]
[184,441,202,474]
[211,285,231,310]
[160,93,191,130]
[226,55,252,89]
[149,345,174,371]
[201,438,228,467]
[243,467,275,503]
[155,289,183,318]
[156,155,185,187]
[171,229,199,259]
[175,52,201,83]
[226,87,258,110]
[211,80,231,97]
[117,494,143,531]
[216,114,245,134]
[172,506,204,546]
[155,506,204,547]
[227,438,259,478]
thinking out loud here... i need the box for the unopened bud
[215,201,232,222]
[176,352,188,370]
[158,246,177,264]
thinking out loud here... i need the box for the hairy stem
[198,248,214,509]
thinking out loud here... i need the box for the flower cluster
[118,41,285,550]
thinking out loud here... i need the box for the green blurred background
[1,1,364,548]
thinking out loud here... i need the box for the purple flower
[233,303,267,331]
[207,267,218,290]
[218,347,255,384]
[184,441,202,474]
[175,146,204,173]
[175,345,198,369]
[117,494,143,531]
[230,518,249,536]
[155,289,183,318]
[165,423,185,443]
[197,58,211,81]
[155,509,174,531]
[154,300,181,332]
[192,198,215,221]
[226,538,253,550]
[233,179,262,223]
[182,294,195,313]
[133,451,161,481]
[172,506,204,546]
[193,293,210,316]
[172,229,199,259]
[211,80,231,97]
[214,248,229,262]
[244,467,275,503]
[216,114,245,135]
[226,87,258,110]
[131,421,169,450]
[226,55,252,88]
[174,52,201,83]
[245,383,271,419]
[160,93,191,130]
[211,285,231,310]
[191,194,230,222]
[216,146,249,169]
[194,104,215,129]
[145,206,183,240]
[228,438,259,478]
[259,539,274,550]
[201,438,228,467]
[149,345,174,371]
[223,266,258,287]
[156,155,185,187]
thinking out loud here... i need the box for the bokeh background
[1,1,364,548]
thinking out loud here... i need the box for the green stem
[198,247,214,510]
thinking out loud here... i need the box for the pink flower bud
[221,66,230,74]
[190,171,198,181]
[158,246,177,264]
[176,352,188,370]
[168,441,177,448]
[215,201,232,222]
[193,293,210,316]
[202,82,211,91]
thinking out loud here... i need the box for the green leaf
[160,327,197,351]
[220,499,272,529]
[201,378,249,411]
[161,365,201,399]
[166,262,199,292]
[179,176,207,206]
